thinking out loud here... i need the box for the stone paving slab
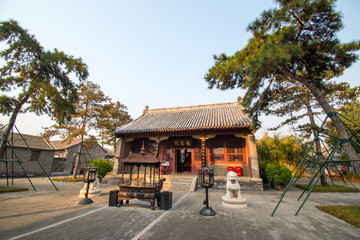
[139,189,360,240]
[0,179,359,240]
[0,179,185,240]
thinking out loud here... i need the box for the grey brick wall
[0,148,54,177]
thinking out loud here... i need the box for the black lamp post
[199,165,216,216]
[78,167,97,204]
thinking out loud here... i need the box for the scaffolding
[271,111,360,216]
[57,140,93,183]
[0,124,58,191]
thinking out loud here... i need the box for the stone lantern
[78,167,97,204]
[199,166,216,216]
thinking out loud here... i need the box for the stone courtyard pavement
[0,179,359,240]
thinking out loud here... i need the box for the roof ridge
[42,138,55,150]
[50,138,82,149]
[115,100,252,136]
[0,130,54,150]
[146,102,242,114]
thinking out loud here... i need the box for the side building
[50,139,107,175]
[115,102,262,190]
[0,131,55,177]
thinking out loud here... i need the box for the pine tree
[0,20,88,158]
[205,0,360,174]
[42,81,109,178]
[96,101,132,150]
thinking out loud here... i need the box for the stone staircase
[161,174,197,192]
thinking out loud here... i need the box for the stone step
[163,182,192,188]
[161,175,197,192]
[162,175,196,179]
[162,186,191,191]
[163,179,193,184]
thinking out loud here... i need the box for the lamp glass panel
[89,170,96,181]
[209,171,214,185]
[203,172,209,184]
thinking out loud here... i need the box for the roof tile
[0,131,54,150]
[115,102,252,135]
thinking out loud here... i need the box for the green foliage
[295,184,359,193]
[332,173,360,184]
[41,80,130,178]
[324,86,360,150]
[258,160,270,183]
[0,19,89,160]
[41,81,132,150]
[0,186,28,193]
[89,159,113,177]
[42,81,108,142]
[316,205,360,228]
[96,101,132,149]
[205,0,360,130]
[257,133,307,167]
[0,19,88,123]
[266,162,292,185]
[263,82,357,141]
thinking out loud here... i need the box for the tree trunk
[279,66,360,175]
[304,98,328,185]
[72,134,84,179]
[0,94,30,159]
[305,82,360,173]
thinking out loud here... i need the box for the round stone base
[222,196,248,209]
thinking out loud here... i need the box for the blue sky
[1,0,359,138]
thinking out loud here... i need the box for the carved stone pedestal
[79,177,102,198]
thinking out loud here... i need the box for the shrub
[256,134,307,168]
[275,167,292,185]
[266,162,292,185]
[258,160,270,183]
[266,162,281,183]
[89,159,113,177]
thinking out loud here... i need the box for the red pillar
[246,135,252,177]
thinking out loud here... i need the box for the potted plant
[88,159,113,183]
[266,163,292,191]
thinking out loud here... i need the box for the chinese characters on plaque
[173,138,193,148]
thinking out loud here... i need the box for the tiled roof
[115,102,252,135]
[0,131,54,150]
[122,152,160,164]
[50,139,82,150]
[50,139,107,155]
